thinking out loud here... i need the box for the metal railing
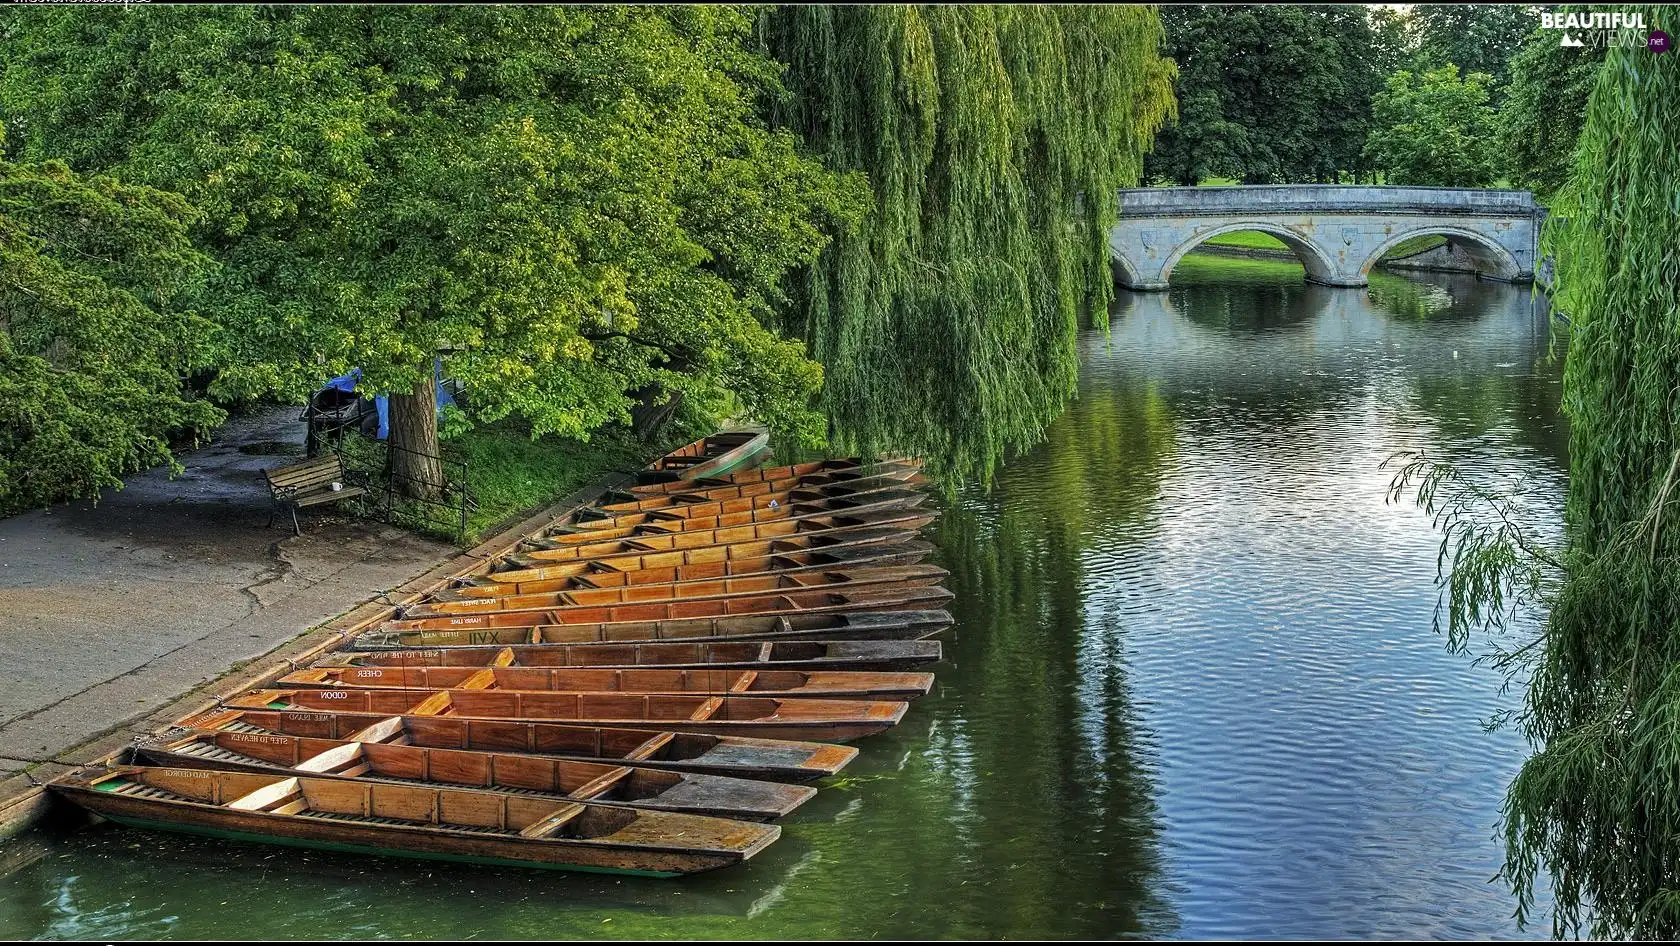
[344,440,478,544]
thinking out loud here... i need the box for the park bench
[263,453,368,536]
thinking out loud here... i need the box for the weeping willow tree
[1391,18,1680,937]
[759,6,1176,486]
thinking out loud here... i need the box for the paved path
[0,406,452,775]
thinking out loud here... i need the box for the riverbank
[0,408,664,847]
[1197,230,1450,267]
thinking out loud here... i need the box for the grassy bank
[339,420,701,546]
[1201,230,1290,251]
[1198,230,1449,258]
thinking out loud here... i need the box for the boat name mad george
[1538,10,1647,30]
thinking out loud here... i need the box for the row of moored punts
[51,432,952,877]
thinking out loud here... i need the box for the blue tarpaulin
[322,358,456,441]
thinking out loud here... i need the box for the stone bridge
[1109,185,1542,290]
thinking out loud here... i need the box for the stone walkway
[0,406,453,776]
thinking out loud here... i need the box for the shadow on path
[0,405,453,770]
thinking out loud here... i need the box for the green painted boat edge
[94,813,684,878]
[697,437,772,479]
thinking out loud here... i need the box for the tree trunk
[388,372,443,501]
[629,385,683,442]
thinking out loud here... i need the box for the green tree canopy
[2,6,859,493]
[0,146,222,515]
[1367,6,1419,81]
[1362,65,1499,187]
[760,6,1176,486]
[1498,21,1608,200]
[1411,3,1533,98]
[1145,5,1383,186]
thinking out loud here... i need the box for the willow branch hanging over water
[1395,17,1680,937]
[1502,28,1680,938]
[759,6,1176,486]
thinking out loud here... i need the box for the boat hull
[54,769,780,877]
[384,586,957,633]
[353,610,955,650]
[318,639,944,673]
[627,458,921,495]
[406,565,950,620]
[230,690,909,743]
[132,739,815,823]
[636,432,770,484]
[175,709,859,783]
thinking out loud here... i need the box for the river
[0,253,1566,939]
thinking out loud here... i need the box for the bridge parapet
[1110,185,1542,291]
[1118,185,1538,218]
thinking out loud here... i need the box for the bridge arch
[1109,251,1144,290]
[1360,226,1527,282]
[1159,222,1341,287]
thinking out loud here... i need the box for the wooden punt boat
[176,709,858,783]
[588,469,925,519]
[230,689,909,742]
[537,489,928,543]
[628,457,922,495]
[352,609,954,650]
[477,532,931,590]
[276,666,936,701]
[637,432,770,484]
[511,509,940,566]
[405,564,950,619]
[385,584,957,632]
[53,765,779,876]
[319,639,943,673]
[131,730,814,822]
[441,541,935,602]
[596,466,925,512]
[494,522,929,578]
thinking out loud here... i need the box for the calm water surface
[0,256,1566,939]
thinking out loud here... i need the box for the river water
[0,254,1566,939]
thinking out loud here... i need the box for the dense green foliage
[1145,5,1380,185]
[1411,3,1533,97]
[1362,66,1499,187]
[1498,20,1608,200]
[1392,18,1680,936]
[1367,6,1418,82]
[0,147,222,516]
[1505,32,1680,937]
[760,6,1175,486]
[1150,5,1588,189]
[1,6,857,478]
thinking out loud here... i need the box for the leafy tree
[761,6,1176,486]
[1145,5,1383,185]
[1143,7,1250,185]
[0,144,223,516]
[1412,3,1533,97]
[2,6,858,496]
[1368,6,1419,82]
[1362,65,1499,187]
[1499,21,1608,199]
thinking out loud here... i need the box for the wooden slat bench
[264,453,368,536]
